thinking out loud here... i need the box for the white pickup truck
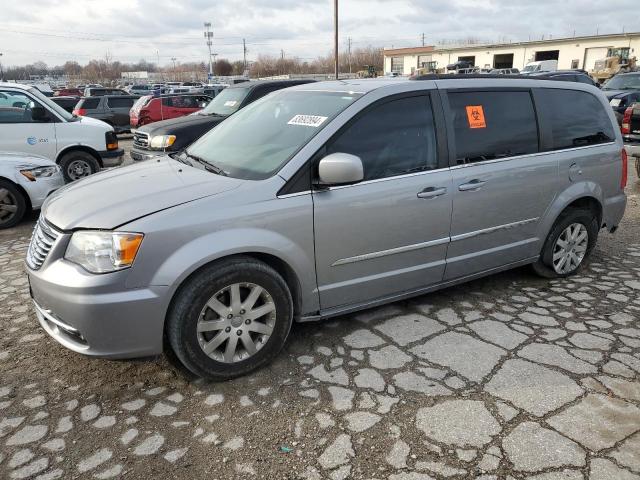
[0,82,124,181]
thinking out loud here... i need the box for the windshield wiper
[185,152,228,176]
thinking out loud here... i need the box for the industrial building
[383,32,640,75]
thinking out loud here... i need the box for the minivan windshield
[185,89,362,180]
[199,87,251,116]
[602,74,640,91]
[28,86,76,122]
[522,64,540,73]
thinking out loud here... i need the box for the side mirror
[31,106,50,122]
[317,153,364,186]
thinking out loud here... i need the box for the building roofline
[383,46,435,56]
[384,31,640,56]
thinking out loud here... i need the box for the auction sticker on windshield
[224,101,238,107]
[288,115,328,127]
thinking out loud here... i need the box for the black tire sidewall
[59,151,99,182]
[539,209,598,278]
[167,259,293,380]
[0,180,27,229]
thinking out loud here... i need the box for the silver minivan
[26,78,627,380]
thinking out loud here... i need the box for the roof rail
[410,73,546,81]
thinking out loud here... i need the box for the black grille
[26,218,60,270]
[133,131,150,150]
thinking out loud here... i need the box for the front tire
[59,151,100,182]
[166,256,294,380]
[0,180,27,229]
[533,208,598,278]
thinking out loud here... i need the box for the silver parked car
[26,78,627,380]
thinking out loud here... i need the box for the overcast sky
[1,0,639,67]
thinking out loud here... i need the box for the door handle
[458,179,487,191]
[417,187,447,199]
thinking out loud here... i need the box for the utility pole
[204,22,214,78]
[281,49,285,60]
[243,39,248,71]
[0,53,4,81]
[347,37,352,74]
[334,0,339,79]
[421,33,425,47]
[171,57,177,81]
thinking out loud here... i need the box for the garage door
[584,47,609,71]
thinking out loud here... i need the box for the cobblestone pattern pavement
[0,170,639,479]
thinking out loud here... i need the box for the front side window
[0,90,46,124]
[448,90,538,164]
[535,89,615,150]
[185,90,362,180]
[327,96,438,181]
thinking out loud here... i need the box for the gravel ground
[0,148,639,480]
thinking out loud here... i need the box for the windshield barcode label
[288,115,328,128]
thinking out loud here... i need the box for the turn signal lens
[113,233,144,268]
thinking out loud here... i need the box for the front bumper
[130,148,165,162]
[27,250,169,359]
[97,148,125,168]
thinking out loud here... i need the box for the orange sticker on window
[465,105,486,129]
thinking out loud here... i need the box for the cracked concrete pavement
[0,157,639,479]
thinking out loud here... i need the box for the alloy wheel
[552,222,588,274]
[197,282,276,363]
[0,188,19,226]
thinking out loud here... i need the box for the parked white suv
[0,83,124,182]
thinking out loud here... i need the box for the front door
[313,94,452,310]
[0,89,57,160]
[442,89,558,280]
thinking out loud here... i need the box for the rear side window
[448,91,538,164]
[535,89,615,150]
[107,97,135,108]
[78,97,100,109]
[327,95,438,181]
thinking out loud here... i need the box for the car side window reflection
[326,96,438,181]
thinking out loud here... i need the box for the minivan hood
[43,157,243,230]
[602,90,635,99]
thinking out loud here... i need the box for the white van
[0,83,123,182]
[522,60,558,74]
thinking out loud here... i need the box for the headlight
[149,135,176,149]
[65,231,144,273]
[19,165,60,181]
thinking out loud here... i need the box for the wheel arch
[165,252,304,325]
[540,182,604,239]
[56,145,103,168]
[0,176,32,212]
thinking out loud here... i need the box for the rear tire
[166,256,293,381]
[59,151,100,182]
[0,180,27,229]
[533,208,598,279]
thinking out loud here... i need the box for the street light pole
[171,57,177,81]
[204,22,214,79]
[334,0,339,79]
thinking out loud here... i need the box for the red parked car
[54,88,83,97]
[130,94,211,128]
